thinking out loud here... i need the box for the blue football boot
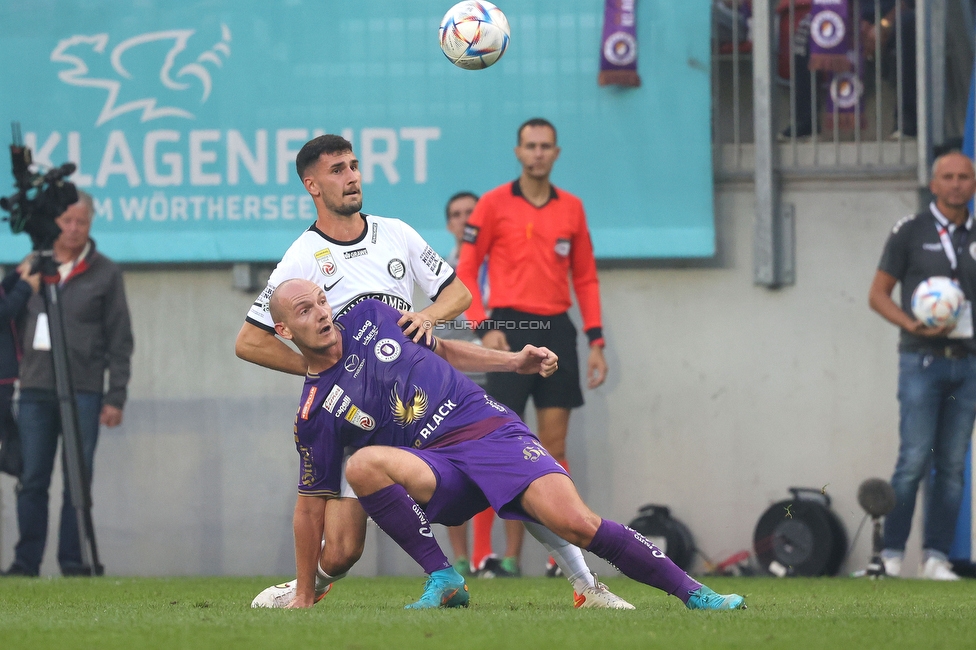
[685,585,746,610]
[405,567,470,610]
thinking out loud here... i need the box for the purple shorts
[407,420,569,526]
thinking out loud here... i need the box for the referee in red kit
[456,118,607,574]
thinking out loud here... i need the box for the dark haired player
[271,279,745,611]
[240,135,627,609]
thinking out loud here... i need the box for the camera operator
[0,257,39,477]
[2,191,133,577]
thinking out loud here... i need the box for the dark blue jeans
[12,388,101,575]
[884,353,976,556]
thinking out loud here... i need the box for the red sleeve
[456,195,494,325]
[569,203,603,343]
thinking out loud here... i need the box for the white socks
[315,538,347,589]
[316,563,346,590]
[523,521,596,593]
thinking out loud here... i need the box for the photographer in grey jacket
[3,191,133,577]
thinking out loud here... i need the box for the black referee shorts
[484,308,584,417]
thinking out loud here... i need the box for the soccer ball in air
[439,1,510,70]
[911,276,965,328]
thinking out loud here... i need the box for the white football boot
[251,579,333,608]
[920,557,961,581]
[573,574,635,610]
[881,554,902,578]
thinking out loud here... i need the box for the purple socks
[586,519,701,603]
[357,484,451,575]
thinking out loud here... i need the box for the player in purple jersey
[272,280,746,611]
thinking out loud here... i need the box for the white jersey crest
[246,214,454,331]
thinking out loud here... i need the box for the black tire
[753,499,836,576]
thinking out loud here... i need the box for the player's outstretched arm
[433,337,557,377]
[288,495,328,609]
[399,277,472,344]
[235,321,308,375]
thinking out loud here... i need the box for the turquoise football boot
[685,585,746,610]
[405,567,470,610]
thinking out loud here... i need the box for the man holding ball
[868,150,976,580]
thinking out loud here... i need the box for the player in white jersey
[236,135,470,377]
[238,135,631,611]
[245,213,457,327]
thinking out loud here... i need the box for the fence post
[752,0,794,287]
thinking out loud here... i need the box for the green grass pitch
[2,575,976,649]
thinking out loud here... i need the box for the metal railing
[712,0,927,179]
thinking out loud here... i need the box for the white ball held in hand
[911,276,965,328]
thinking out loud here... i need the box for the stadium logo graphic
[390,383,428,426]
[51,24,232,127]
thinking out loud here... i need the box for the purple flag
[808,0,854,73]
[599,0,640,87]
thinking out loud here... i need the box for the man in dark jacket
[0,258,39,476]
[3,191,133,577]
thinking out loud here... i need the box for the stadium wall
[0,177,931,578]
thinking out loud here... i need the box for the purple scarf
[824,65,864,130]
[808,0,854,72]
[598,0,640,87]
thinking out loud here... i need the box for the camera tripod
[34,247,103,576]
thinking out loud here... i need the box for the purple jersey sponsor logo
[335,395,351,418]
[353,321,373,341]
[345,405,376,431]
[374,338,401,362]
[416,399,458,441]
[323,385,343,413]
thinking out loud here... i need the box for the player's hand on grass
[909,320,954,337]
[587,346,608,389]
[482,329,509,351]
[397,310,434,345]
[512,345,558,376]
[284,595,312,609]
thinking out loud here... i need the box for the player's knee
[559,511,602,547]
[323,539,364,574]
[344,448,381,490]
